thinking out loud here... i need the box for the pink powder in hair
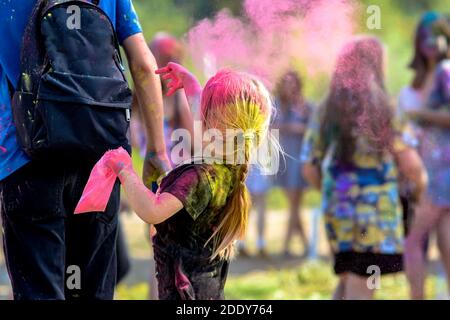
[187,0,359,87]
[201,69,269,117]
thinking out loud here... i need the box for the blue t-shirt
[0,0,142,181]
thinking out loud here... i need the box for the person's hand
[434,17,450,38]
[156,62,202,98]
[142,150,172,187]
[406,110,421,121]
[102,147,133,175]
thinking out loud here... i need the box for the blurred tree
[131,0,450,100]
[133,0,191,38]
[174,0,242,20]
[395,0,449,14]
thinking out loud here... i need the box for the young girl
[97,63,275,300]
[274,70,312,258]
[399,12,450,299]
[301,37,427,299]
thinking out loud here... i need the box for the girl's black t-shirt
[155,162,238,256]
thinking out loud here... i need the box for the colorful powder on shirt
[187,0,359,86]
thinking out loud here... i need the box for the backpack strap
[18,0,47,93]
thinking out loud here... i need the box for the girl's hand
[156,62,185,96]
[75,147,133,214]
[155,62,202,98]
[103,147,133,175]
[155,62,203,120]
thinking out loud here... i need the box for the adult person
[273,70,311,258]
[0,0,169,300]
[400,12,450,299]
[302,37,427,299]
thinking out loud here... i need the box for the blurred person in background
[400,12,450,299]
[302,37,427,299]
[273,70,312,258]
[130,32,193,299]
[131,32,193,161]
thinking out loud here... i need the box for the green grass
[116,260,441,300]
[226,261,440,300]
[116,282,151,300]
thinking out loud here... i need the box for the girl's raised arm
[156,62,203,121]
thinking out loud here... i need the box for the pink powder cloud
[187,0,359,87]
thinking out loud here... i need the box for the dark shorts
[0,160,120,300]
[334,252,403,276]
[153,236,229,300]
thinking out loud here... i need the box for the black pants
[0,160,120,300]
[116,220,130,285]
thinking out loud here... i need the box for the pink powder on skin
[187,0,359,87]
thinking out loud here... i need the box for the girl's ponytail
[208,138,252,260]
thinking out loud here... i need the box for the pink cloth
[74,147,130,214]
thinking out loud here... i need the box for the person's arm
[156,62,202,121]
[129,94,143,150]
[118,168,183,224]
[302,164,321,189]
[285,123,306,134]
[408,110,450,129]
[393,147,428,201]
[123,33,171,185]
[103,148,183,224]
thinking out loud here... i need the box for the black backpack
[11,0,132,163]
